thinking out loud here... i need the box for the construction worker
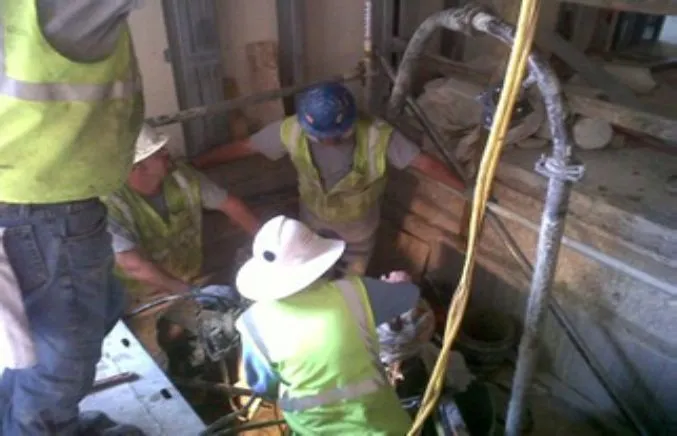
[192,82,466,276]
[103,124,261,368]
[0,2,145,434]
[235,215,421,435]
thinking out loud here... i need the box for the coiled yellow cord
[407,1,542,434]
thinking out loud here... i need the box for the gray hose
[383,5,649,435]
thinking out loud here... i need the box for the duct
[384,4,650,435]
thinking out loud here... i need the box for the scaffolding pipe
[364,0,374,109]
[145,70,366,128]
[384,4,649,435]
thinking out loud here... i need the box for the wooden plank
[403,57,674,144]
[245,41,285,126]
[559,0,677,15]
[535,30,641,108]
[401,32,640,111]
[566,92,677,143]
[570,5,599,52]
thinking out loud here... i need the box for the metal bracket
[535,155,585,182]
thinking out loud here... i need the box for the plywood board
[245,41,285,126]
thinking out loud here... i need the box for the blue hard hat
[296,83,357,140]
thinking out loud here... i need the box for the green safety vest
[0,1,144,203]
[103,162,203,304]
[237,276,412,435]
[280,115,393,223]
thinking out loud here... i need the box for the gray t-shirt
[250,120,421,243]
[108,171,228,253]
[37,1,142,62]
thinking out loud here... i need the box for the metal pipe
[377,56,467,182]
[384,5,650,435]
[381,41,660,435]
[364,0,374,108]
[146,70,367,128]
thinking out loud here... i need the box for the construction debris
[572,117,614,150]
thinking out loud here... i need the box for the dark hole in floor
[121,338,131,347]
[160,388,173,400]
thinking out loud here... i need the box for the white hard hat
[134,124,170,164]
[236,215,346,302]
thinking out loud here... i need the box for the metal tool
[90,371,140,395]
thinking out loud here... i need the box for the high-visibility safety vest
[237,276,412,435]
[103,162,203,304]
[280,115,393,223]
[0,2,144,203]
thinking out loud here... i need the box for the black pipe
[383,5,649,436]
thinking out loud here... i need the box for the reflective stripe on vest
[240,278,387,412]
[0,22,141,101]
[104,163,204,298]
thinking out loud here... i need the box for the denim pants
[0,199,124,435]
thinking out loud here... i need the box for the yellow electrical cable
[407,1,542,434]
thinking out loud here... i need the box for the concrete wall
[128,0,185,156]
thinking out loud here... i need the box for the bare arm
[116,250,191,295]
[218,196,260,236]
[409,153,466,191]
[191,139,257,170]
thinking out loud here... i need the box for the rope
[406,0,542,433]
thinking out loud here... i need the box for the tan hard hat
[134,124,170,164]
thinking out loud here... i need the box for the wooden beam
[559,0,677,15]
[534,30,641,108]
[566,92,677,143]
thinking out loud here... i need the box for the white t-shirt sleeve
[386,131,422,170]
[249,120,288,161]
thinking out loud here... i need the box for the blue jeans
[0,199,124,435]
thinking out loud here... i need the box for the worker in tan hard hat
[102,124,261,368]
[191,83,467,277]
[235,215,422,435]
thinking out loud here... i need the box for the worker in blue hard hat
[193,82,466,275]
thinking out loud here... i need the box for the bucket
[456,310,517,376]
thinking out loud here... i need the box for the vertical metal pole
[369,0,395,113]
[504,173,574,436]
[364,0,374,107]
[276,0,306,114]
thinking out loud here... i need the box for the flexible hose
[406,0,542,434]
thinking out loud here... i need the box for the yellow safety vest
[280,115,393,223]
[0,1,144,203]
[237,276,411,435]
[103,162,203,307]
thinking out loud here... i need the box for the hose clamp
[535,155,585,182]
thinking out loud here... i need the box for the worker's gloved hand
[192,285,243,312]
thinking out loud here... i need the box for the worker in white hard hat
[191,83,467,277]
[235,215,422,435]
[102,124,261,368]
